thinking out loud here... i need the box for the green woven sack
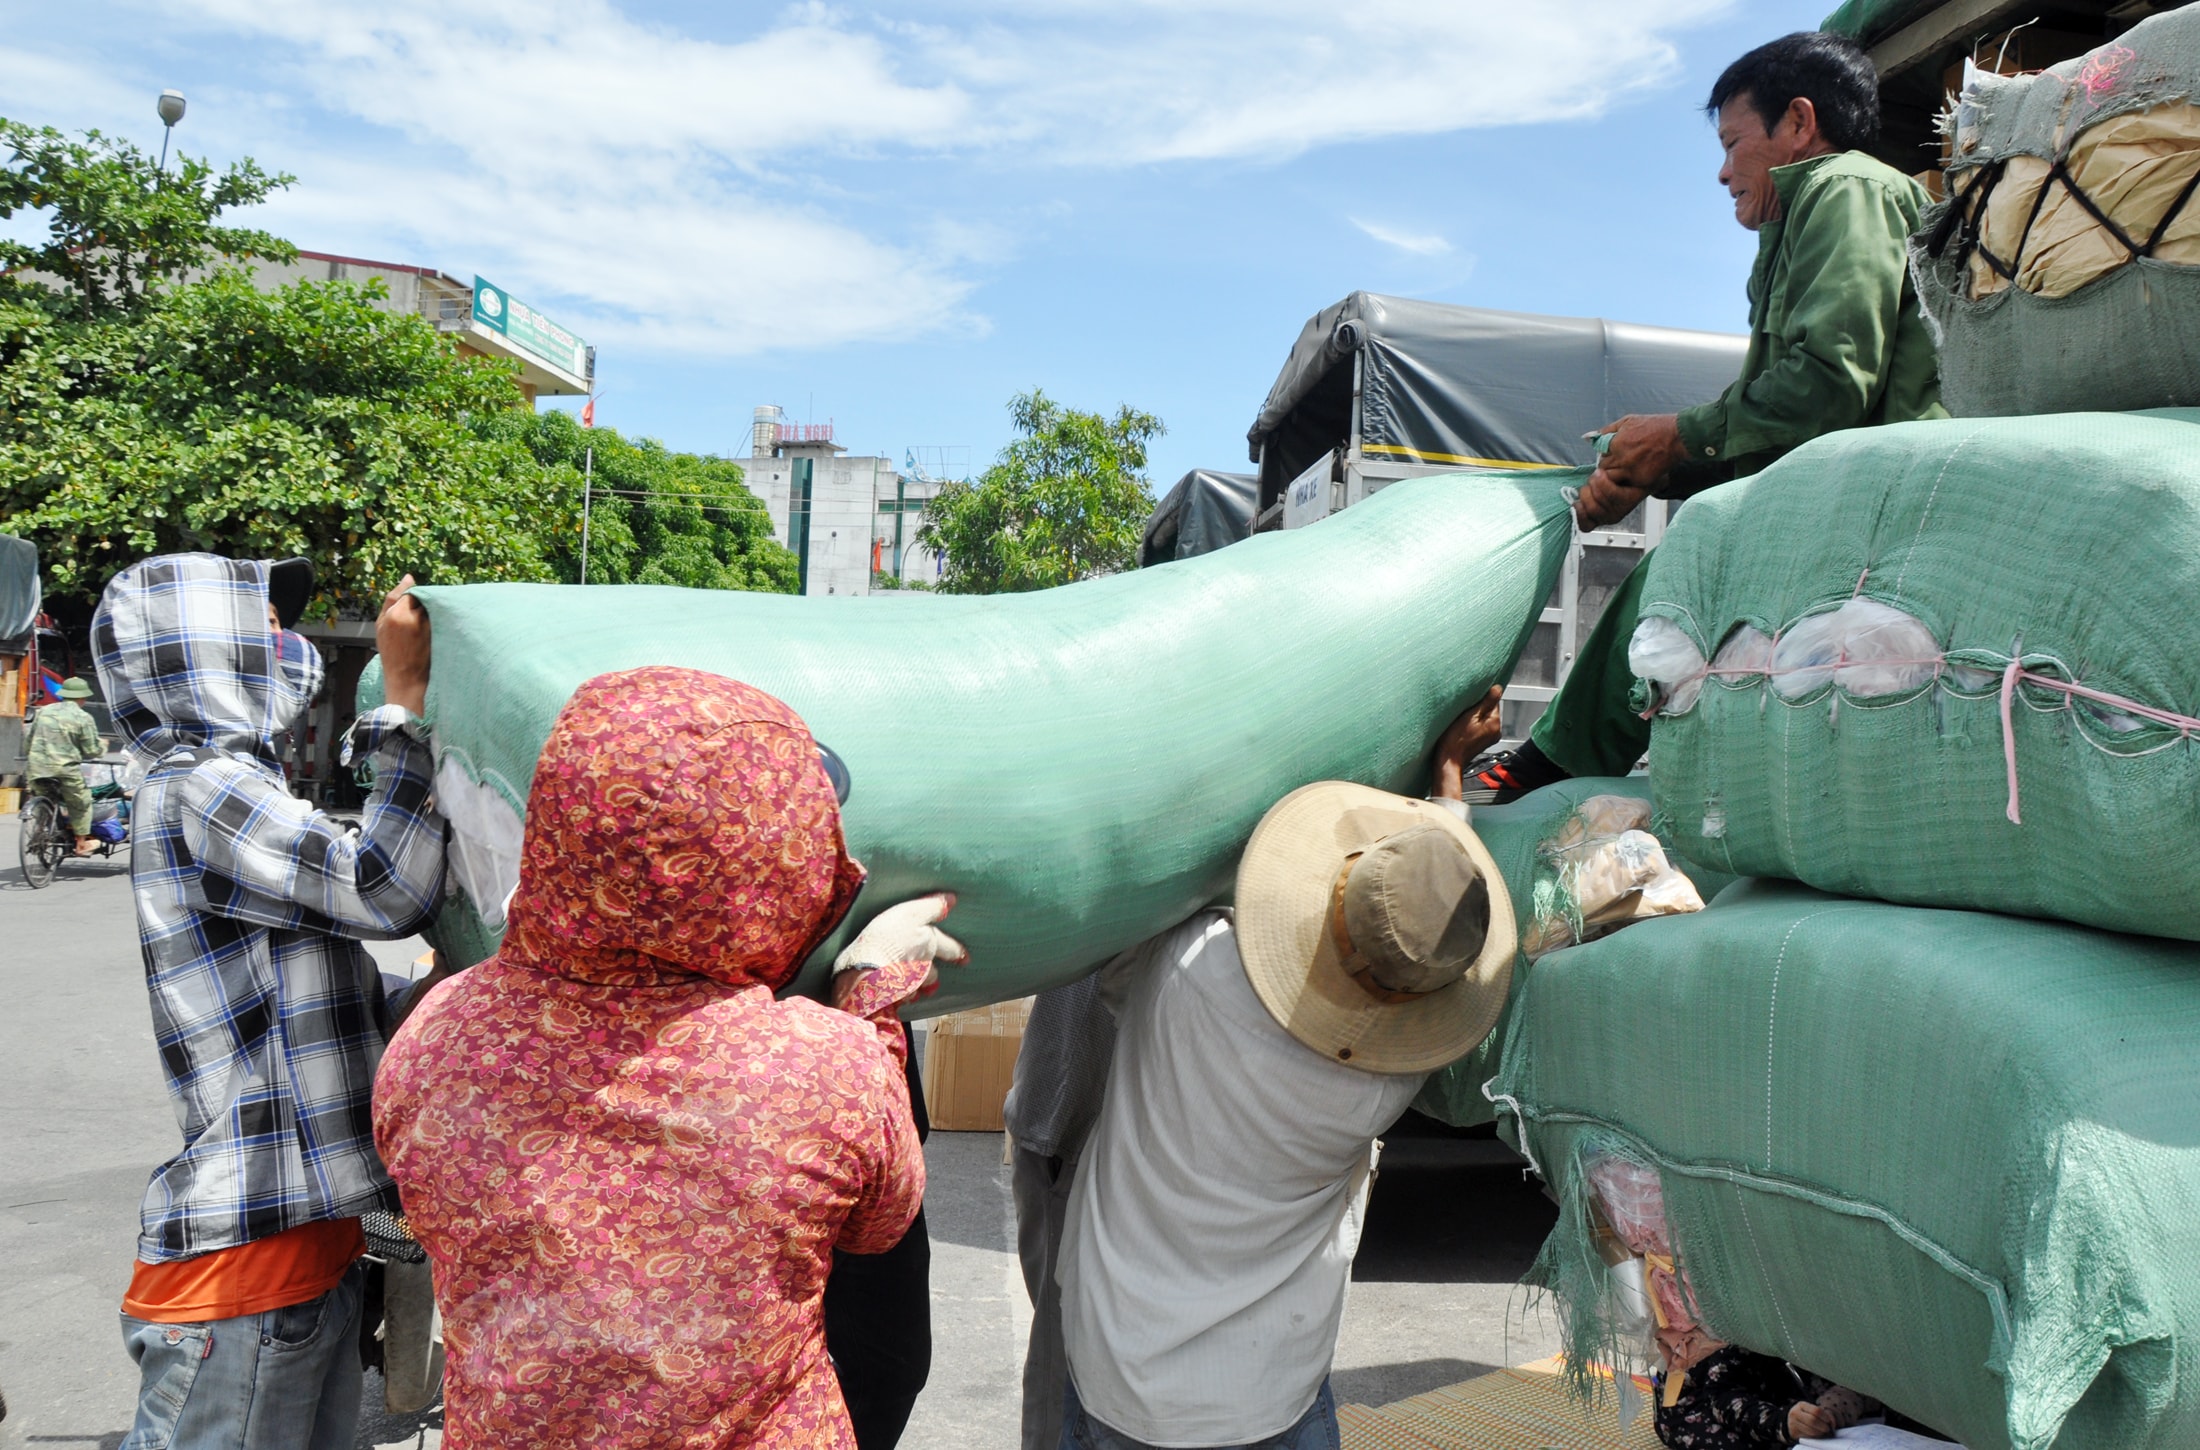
[1912,9,2200,418]
[370,469,1573,1012]
[1635,410,2200,940]
[1492,878,2200,1450]
[1409,777,1734,1127]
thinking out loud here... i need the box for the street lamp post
[156,90,186,172]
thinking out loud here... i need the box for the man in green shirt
[1472,31,1945,802]
[29,675,105,853]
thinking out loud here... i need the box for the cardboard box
[919,996,1032,1132]
[0,786,18,815]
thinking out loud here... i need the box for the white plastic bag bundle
[1711,625,1774,678]
[1628,617,1709,715]
[1768,600,1943,701]
[434,753,526,930]
[1522,797,1707,956]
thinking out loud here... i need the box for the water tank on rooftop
[752,405,784,458]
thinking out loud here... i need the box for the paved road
[0,830,1556,1449]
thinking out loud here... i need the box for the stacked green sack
[1492,879,2200,1450]
[368,469,1574,1012]
[1634,409,2200,939]
[1411,778,1734,1128]
[1911,8,2200,417]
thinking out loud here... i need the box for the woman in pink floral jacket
[375,666,956,1446]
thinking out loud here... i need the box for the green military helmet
[58,677,93,700]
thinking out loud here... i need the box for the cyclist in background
[28,676,104,855]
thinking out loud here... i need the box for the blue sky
[6,0,1838,489]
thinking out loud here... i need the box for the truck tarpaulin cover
[365,470,1575,1014]
[1246,293,1744,509]
[1819,0,1936,46]
[1496,878,2200,1450]
[1139,469,1258,566]
[0,536,38,643]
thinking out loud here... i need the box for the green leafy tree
[0,118,793,611]
[0,271,560,612]
[917,389,1162,594]
[483,409,797,593]
[0,119,296,322]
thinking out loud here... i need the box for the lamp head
[157,90,186,127]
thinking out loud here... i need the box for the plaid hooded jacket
[93,555,445,1262]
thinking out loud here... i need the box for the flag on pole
[581,395,596,429]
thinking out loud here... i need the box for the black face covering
[266,557,315,630]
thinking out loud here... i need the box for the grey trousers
[1012,1145,1080,1450]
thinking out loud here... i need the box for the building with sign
[744,407,948,597]
[243,252,594,401]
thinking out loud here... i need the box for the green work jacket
[27,699,100,780]
[1675,150,1946,481]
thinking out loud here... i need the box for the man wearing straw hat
[1054,782,1516,1449]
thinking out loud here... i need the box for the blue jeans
[119,1262,365,1450]
[1059,1373,1341,1450]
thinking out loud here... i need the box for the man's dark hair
[1708,31,1879,152]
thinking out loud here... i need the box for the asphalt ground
[0,828,1558,1449]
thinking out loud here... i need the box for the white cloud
[5,0,1736,356]
[925,0,1737,165]
[1351,219,1453,257]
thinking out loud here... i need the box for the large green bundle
[1636,410,2200,940]
[1912,9,2200,417]
[1409,778,1733,1127]
[379,470,1573,1012]
[1493,879,2200,1450]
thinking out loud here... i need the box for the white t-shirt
[1057,909,1427,1447]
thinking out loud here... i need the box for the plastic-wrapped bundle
[1915,7,2200,415]
[1408,779,1730,1128]
[1518,795,1703,958]
[1638,408,2200,940]
[1494,879,2200,1450]
[365,469,1574,1013]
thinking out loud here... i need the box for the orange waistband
[124,1217,365,1323]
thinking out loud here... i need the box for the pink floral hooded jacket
[374,667,928,1447]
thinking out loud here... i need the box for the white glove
[833,892,968,975]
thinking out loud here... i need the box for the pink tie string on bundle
[1646,636,2200,828]
[1997,666,2200,824]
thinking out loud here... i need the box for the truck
[1243,292,1746,743]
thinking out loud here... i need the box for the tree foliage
[483,409,797,593]
[0,118,793,612]
[0,271,563,612]
[0,119,296,322]
[916,389,1162,594]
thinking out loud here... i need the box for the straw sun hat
[1236,782,1516,1075]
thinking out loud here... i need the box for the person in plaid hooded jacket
[92,554,444,1450]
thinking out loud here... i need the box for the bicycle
[18,762,130,889]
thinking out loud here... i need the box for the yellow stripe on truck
[1360,443,1568,470]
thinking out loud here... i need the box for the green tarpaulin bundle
[1633,409,2200,940]
[1493,878,2200,1450]
[1819,0,1933,45]
[1410,778,1733,1128]
[370,469,1573,1012]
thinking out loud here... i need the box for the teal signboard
[470,276,589,382]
